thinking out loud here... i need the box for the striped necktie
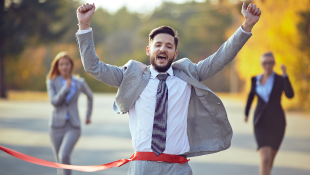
[151,73,169,156]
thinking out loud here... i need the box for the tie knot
[157,74,168,81]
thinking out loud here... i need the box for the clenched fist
[241,2,261,32]
[66,79,72,87]
[280,64,287,77]
[76,3,96,30]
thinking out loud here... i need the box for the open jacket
[76,27,251,157]
[47,76,93,128]
[245,73,294,127]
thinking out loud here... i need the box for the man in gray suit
[76,2,261,175]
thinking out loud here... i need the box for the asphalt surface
[0,93,309,175]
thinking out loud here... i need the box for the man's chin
[153,63,171,72]
[156,63,168,68]
[155,60,168,66]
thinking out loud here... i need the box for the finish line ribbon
[0,145,189,172]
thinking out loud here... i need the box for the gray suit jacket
[77,27,251,157]
[47,76,93,128]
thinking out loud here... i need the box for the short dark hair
[149,26,179,49]
[262,52,274,58]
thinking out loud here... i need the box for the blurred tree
[233,0,310,111]
[0,0,69,98]
[3,0,244,95]
[296,11,310,110]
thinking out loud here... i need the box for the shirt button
[217,103,221,105]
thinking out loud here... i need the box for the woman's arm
[281,64,294,98]
[283,76,294,98]
[80,78,93,122]
[245,77,256,121]
[46,80,70,107]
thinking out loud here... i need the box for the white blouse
[256,72,275,103]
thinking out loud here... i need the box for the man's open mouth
[157,54,167,61]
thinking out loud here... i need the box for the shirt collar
[256,72,275,85]
[59,75,65,83]
[59,75,75,85]
[150,65,174,79]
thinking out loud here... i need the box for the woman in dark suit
[46,51,93,175]
[245,52,294,175]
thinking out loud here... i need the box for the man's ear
[174,50,178,60]
[146,46,150,56]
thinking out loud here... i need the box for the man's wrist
[241,21,254,32]
[78,22,90,30]
[79,25,90,30]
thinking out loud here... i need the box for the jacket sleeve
[245,77,256,117]
[76,31,124,87]
[283,76,294,98]
[195,27,251,82]
[46,79,70,107]
[80,78,93,119]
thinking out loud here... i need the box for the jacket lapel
[68,77,81,103]
[173,69,210,90]
[254,74,278,126]
[114,66,151,114]
[54,76,64,91]
[137,67,151,97]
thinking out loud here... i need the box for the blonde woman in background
[46,51,93,175]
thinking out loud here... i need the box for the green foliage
[0,0,71,55]
[4,0,238,93]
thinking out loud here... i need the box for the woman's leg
[270,149,278,170]
[58,123,81,175]
[259,146,273,175]
[50,126,66,175]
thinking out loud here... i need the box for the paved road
[0,93,309,175]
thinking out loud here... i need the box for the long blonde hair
[46,51,74,80]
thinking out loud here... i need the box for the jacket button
[217,103,221,105]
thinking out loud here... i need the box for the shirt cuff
[239,26,252,36]
[76,28,92,35]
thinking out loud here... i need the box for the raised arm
[76,3,124,87]
[281,65,294,98]
[196,2,261,82]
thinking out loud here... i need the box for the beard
[150,53,175,72]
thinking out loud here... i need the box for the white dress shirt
[129,66,191,155]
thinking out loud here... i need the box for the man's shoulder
[172,58,196,72]
[124,60,148,73]
[173,58,193,66]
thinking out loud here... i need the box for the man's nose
[159,46,167,52]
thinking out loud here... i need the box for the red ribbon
[0,145,189,172]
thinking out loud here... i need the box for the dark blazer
[245,73,294,127]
